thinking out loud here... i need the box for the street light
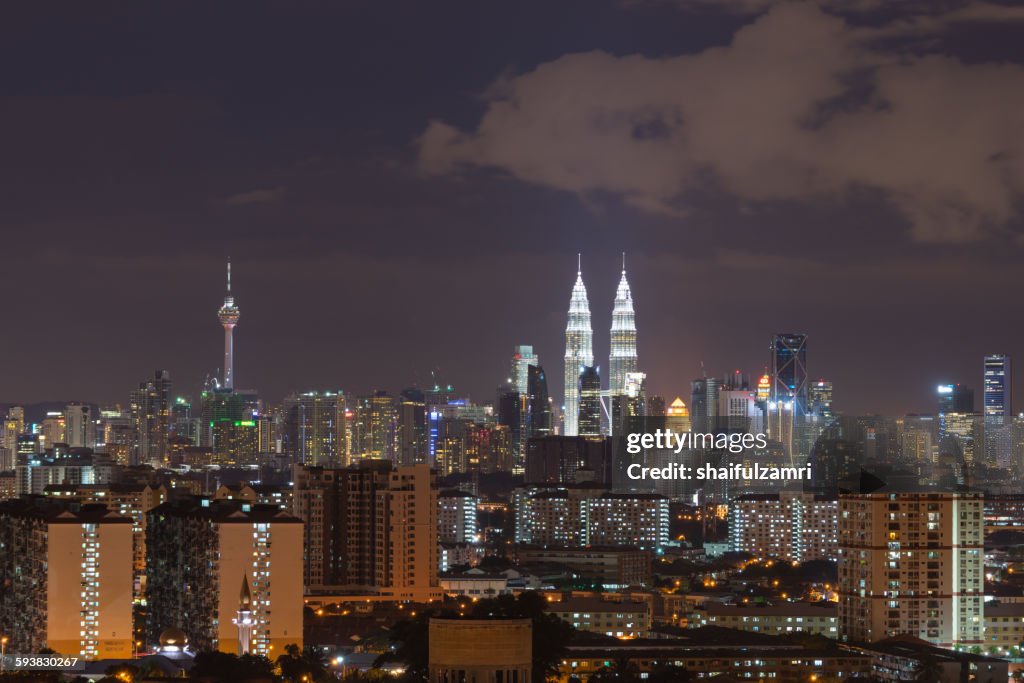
[1,635,8,674]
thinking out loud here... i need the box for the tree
[190,650,275,682]
[276,643,332,683]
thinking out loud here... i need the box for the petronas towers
[562,254,638,436]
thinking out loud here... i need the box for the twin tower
[563,255,638,436]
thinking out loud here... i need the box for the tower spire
[217,261,241,390]
[577,252,581,275]
[610,255,638,395]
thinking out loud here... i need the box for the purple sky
[2,0,1024,415]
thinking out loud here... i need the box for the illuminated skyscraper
[984,354,1012,418]
[131,370,171,465]
[578,365,602,438]
[609,254,637,395]
[64,402,95,449]
[511,345,538,395]
[217,261,240,390]
[282,391,345,466]
[563,256,593,436]
[808,380,834,418]
[525,364,552,439]
[984,354,1012,467]
[770,333,808,416]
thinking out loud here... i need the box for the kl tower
[218,260,240,390]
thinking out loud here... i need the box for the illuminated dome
[159,627,188,650]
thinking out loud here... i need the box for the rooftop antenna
[577,252,581,275]
[226,258,232,293]
[622,251,626,273]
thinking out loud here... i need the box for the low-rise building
[695,601,838,637]
[548,596,651,638]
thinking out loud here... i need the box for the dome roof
[159,627,188,648]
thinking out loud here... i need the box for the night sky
[3,0,1024,415]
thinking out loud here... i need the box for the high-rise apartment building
[609,257,638,396]
[729,492,838,562]
[397,389,428,466]
[353,391,397,459]
[291,462,440,600]
[0,498,134,659]
[283,391,345,466]
[514,485,669,550]
[63,402,96,449]
[563,258,594,437]
[146,498,304,655]
[130,370,171,465]
[838,492,984,648]
[43,483,167,601]
[438,490,478,544]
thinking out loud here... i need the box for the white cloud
[417,2,1024,241]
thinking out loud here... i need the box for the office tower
[40,411,66,449]
[609,255,638,395]
[647,395,666,417]
[438,490,478,544]
[525,365,553,439]
[131,370,171,465]
[63,402,95,449]
[497,385,523,470]
[612,371,646,436]
[937,383,974,416]
[729,492,838,562]
[217,260,240,389]
[200,387,260,450]
[690,380,707,428]
[984,355,1012,418]
[170,396,199,444]
[397,389,428,466]
[563,256,593,436]
[808,380,834,418]
[1,409,23,471]
[146,498,303,655]
[511,345,539,395]
[465,422,513,473]
[0,499,134,659]
[718,386,761,433]
[984,354,1012,467]
[282,391,344,465]
[212,419,259,465]
[578,365,602,437]
[838,492,983,648]
[291,462,439,600]
[525,435,612,485]
[771,333,808,416]
[354,391,397,459]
